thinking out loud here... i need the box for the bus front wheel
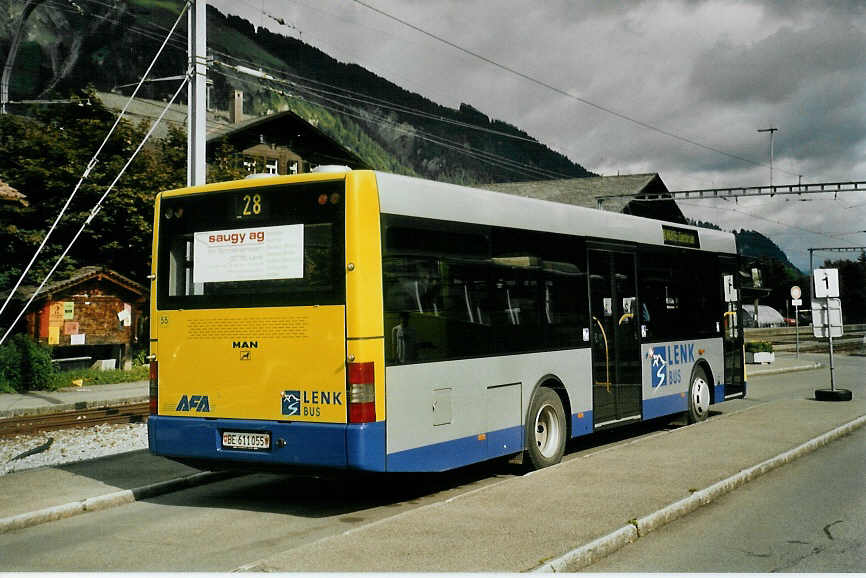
[687,367,711,423]
[525,387,566,469]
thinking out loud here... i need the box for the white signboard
[813,268,840,298]
[790,285,801,300]
[723,275,738,302]
[812,298,843,338]
[193,224,304,283]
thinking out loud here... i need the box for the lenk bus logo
[649,343,696,388]
[176,394,210,412]
[282,389,343,417]
[282,390,301,416]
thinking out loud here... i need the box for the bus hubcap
[692,378,710,418]
[535,403,560,457]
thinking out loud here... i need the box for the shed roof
[2,266,146,304]
[0,179,28,206]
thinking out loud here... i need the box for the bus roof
[372,171,736,254]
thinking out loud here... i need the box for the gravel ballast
[0,423,148,476]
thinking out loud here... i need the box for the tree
[821,253,866,324]
[0,92,186,314]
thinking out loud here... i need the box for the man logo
[176,394,210,412]
[281,390,301,416]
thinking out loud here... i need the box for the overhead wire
[212,63,577,181]
[0,0,192,330]
[678,199,861,246]
[0,72,191,346]
[348,0,804,181]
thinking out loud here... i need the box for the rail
[0,402,149,436]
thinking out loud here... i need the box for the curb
[747,362,821,377]
[0,396,149,419]
[533,413,866,573]
[0,470,239,535]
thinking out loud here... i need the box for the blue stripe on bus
[149,416,350,468]
[571,411,593,437]
[643,393,688,420]
[387,425,524,472]
[347,421,386,472]
[714,383,725,403]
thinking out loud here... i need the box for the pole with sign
[811,269,852,401]
[790,285,802,358]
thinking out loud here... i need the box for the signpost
[790,285,801,358]
[811,269,852,401]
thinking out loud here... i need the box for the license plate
[222,431,270,450]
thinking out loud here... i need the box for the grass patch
[47,365,149,391]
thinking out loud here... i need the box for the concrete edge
[532,413,866,573]
[0,470,238,535]
[0,396,149,419]
[748,362,822,377]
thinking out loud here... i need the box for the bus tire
[525,387,566,469]
[687,366,711,423]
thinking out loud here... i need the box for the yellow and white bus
[147,169,745,472]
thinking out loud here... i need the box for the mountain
[687,219,803,275]
[735,229,802,275]
[3,0,593,185]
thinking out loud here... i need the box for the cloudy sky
[208,0,866,271]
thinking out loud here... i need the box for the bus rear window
[157,182,345,309]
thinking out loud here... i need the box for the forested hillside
[3,0,593,185]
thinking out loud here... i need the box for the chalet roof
[479,174,660,212]
[2,266,146,304]
[0,179,28,207]
[479,173,687,223]
[96,91,369,169]
[211,109,371,169]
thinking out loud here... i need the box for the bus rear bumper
[148,416,385,471]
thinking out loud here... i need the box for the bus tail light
[348,361,376,423]
[149,359,158,415]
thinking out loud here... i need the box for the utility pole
[187,0,207,186]
[757,127,778,187]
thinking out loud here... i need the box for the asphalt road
[582,424,866,572]
[0,352,861,571]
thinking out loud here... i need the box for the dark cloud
[690,21,866,105]
[214,0,866,264]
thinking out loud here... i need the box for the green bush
[745,341,774,353]
[0,334,56,392]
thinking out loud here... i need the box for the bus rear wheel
[525,387,566,470]
[687,367,711,423]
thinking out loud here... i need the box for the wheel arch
[692,359,716,403]
[530,374,572,440]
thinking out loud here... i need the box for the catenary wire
[348,0,804,181]
[0,73,191,346]
[0,0,191,327]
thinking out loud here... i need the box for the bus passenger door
[589,250,642,428]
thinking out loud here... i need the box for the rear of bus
[147,171,387,471]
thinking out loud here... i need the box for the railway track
[0,402,149,437]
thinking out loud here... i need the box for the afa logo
[176,394,210,412]
[649,346,668,388]
[282,390,301,416]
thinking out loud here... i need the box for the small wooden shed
[18,267,147,369]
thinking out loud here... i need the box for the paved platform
[0,381,148,418]
[3,354,861,573]
[239,397,864,572]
